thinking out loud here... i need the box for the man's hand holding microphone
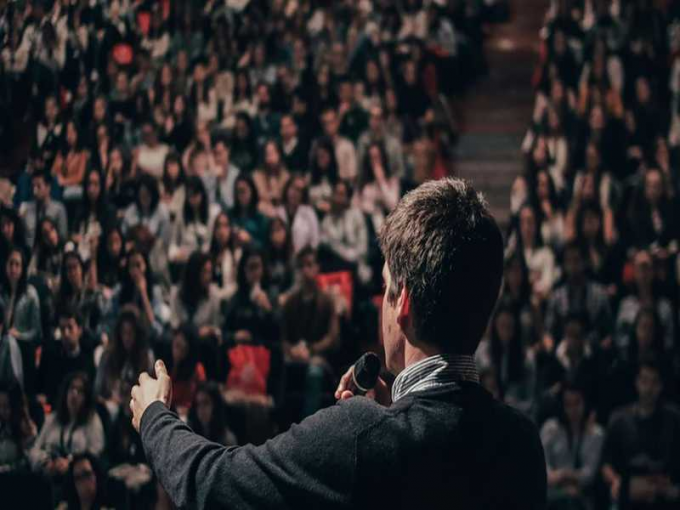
[334,352,392,406]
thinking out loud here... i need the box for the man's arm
[133,361,357,509]
[140,400,356,510]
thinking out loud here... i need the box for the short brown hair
[379,178,503,354]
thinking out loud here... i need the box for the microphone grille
[354,352,381,391]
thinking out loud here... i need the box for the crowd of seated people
[478,1,680,509]
[0,0,496,507]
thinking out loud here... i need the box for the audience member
[38,306,95,408]
[541,381,604,510]
[0,384,36,473]
[29,372,104,483]
[601,361,680,510]
[187,382,237,447]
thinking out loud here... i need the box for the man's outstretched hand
[131,360,173,432]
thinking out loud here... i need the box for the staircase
[453,0,545,229]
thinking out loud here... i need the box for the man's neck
[403,339,441,371]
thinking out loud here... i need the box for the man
[253,82,281,146]
[319,107,357,182]
[601,361,680,509]
[279,114,308,174]
[130,178,547,509]
[37,306,95,407]
[357,104,406,180]
[319,180,371,282]
[337,78,368,143]
[208,135,240,211]
[544,242,613,349]
[19,170,68,247]
[282,247,340,418]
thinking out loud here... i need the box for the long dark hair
[119,249,154,306]
[180,251,211,312]
[56,371,95,427]
[167,323,200,382]
[556,380,589,455]
[96,226,126,288]
[0,206,27,252]
[62,452,107,510]
[283,174,309,209]
[489,306,525,388]
[60,119,84,156]
[33,216,62,260]
[575,200,606,248]
[162,152,185,195]
[529,169,561,216]
[502,252,531,305]
[359,141,391,189]
[310,136,339,186]
[514,203,545,249]
[1,246,28,299]
[135,173,161,214]
[628,306,665,363]
[266,217,293,264]
[187,382,229,444]
[183,176,209,224]
[105,306,151,378]
[209,211,236,256]
[236,247,268,296]
[234,69,253,102]
[231,174,259,217]
[79,167,107,221]
[0,383,27,455]
[58,251,84,302]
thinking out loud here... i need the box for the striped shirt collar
[391,353,479,403]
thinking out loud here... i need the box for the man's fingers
[131,384,140,401]
[340,390,354,400]
[155,359,169,379]
[334,367,353,399]
[139,372,150,385]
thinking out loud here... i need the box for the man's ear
[396,286,410,330]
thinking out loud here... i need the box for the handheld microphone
[350,352,381,396]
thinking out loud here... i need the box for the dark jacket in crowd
[141,381,547,509]
[37,340,95,406]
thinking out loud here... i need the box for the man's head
[57,306,83,353]
[633,250,654,288]
[337,79,354,104]
[563,242,587,283]
[31,171,51,203]
[379,178,503,372]
[321,108,339,138]
[331,181,351,213]
[256,82,271,107]
[296,246,320,286]
[280,114,297,142]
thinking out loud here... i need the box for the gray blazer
[1,285,42,344]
